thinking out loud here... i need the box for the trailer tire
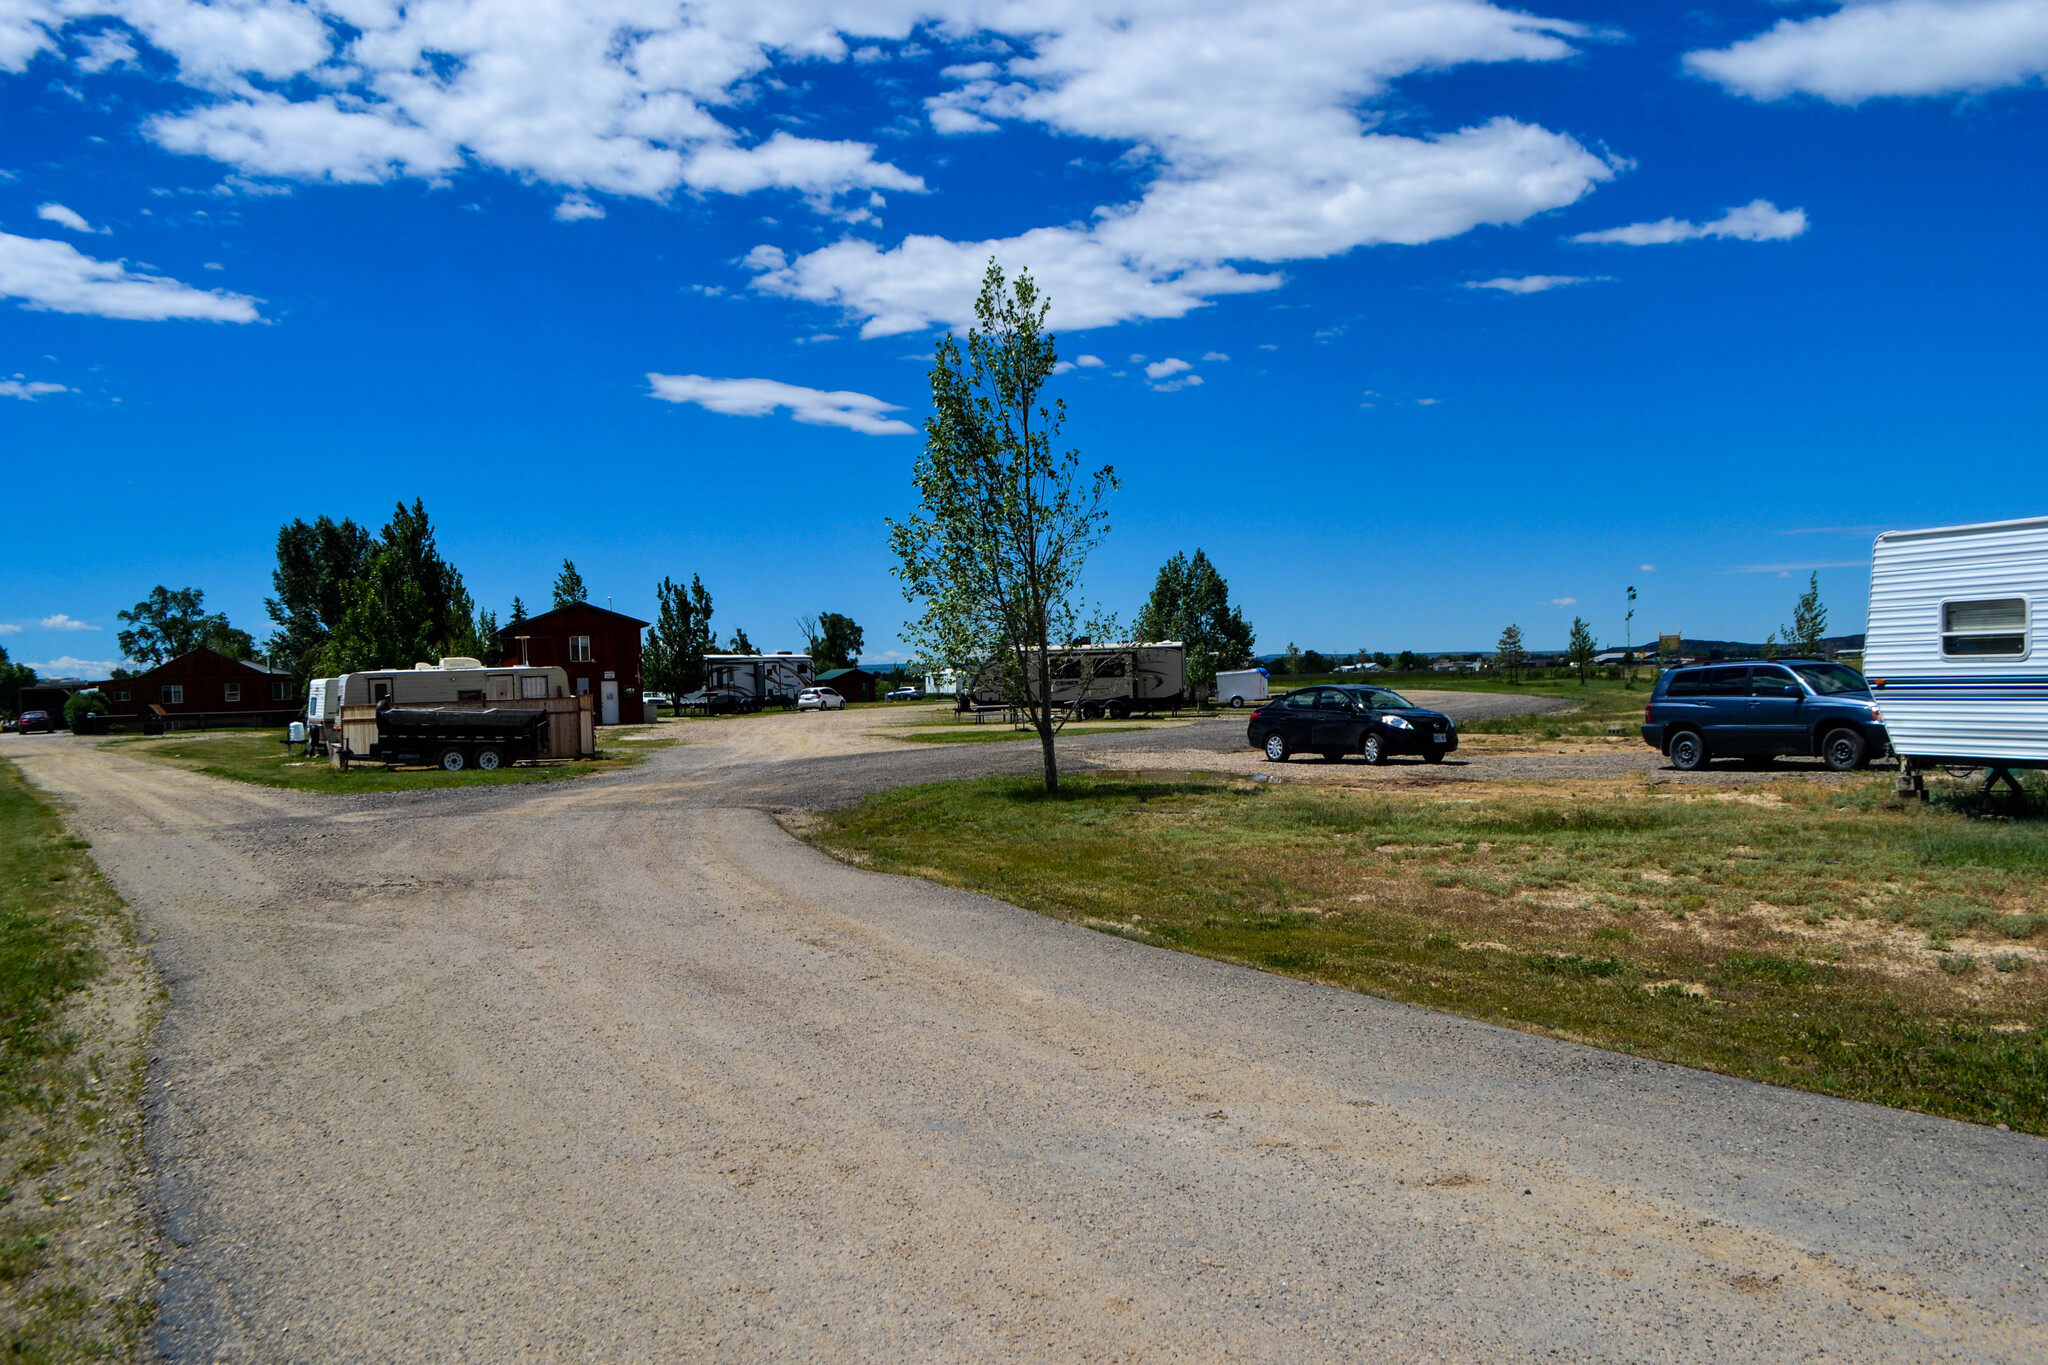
[438,747,468,772]
[1108,700,1131,720]
[1230,695,1244,707]
[474,746,504,772]
[1821,728,1867,772]
[1668,730,1708,771]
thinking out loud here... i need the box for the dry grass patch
[814,771,2048,1131]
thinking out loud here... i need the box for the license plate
[1433,733,1448,742]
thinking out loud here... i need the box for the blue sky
[4,0,2047,675]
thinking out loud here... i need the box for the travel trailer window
[371,678,393,703]
[520,676,548,699]
[1941,599,2027,658]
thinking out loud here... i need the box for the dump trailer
[366,704,551,772]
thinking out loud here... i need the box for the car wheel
[1668,730,1707,771]
[438,747,468,772]
[1822,728,1867,772]
[474,747,504,772]
[1360,732,1385,765]
[1230,696,1244,708]
[1263,732,1290,762]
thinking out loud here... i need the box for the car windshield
[1356,688,1413,709]
[1791,663,1869,695]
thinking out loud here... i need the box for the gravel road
[8,715,2043,1363]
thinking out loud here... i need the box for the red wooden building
[497,603,647,725]
[93,648,300,730]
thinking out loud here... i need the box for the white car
[796,687,845,712]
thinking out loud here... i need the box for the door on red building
[601,680,619,725]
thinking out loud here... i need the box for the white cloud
[554,193,605,222]
[1639,563,1655,572]
[1144,357,1191,381]
[1152,373,1203,393]
[1415,397,1438,405]
[38,614,97,631]
[1686,0,2048,103]
[75,28,137,73]
[0,623,18,635]
[1201,350,1229,361]
[1463,273,1591,293]
[22,656,123,678]
[1571,200,1807,246]
[1548,596,1577,607]
[0,379,67,399]
[646,372,915,435]
[1073,354,1105,367]
[37,202,104,233]
[0,232,260,321]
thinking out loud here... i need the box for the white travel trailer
[700,653,816,711]
[307,660,573,755]
[1213,667,1270,708]
[967,641,1190,717]
[1865,515,2048,773]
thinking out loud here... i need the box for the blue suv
[1641,660,1886,772]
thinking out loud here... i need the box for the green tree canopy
[727,627,755,655]
[117,586,255,665]
[1782,572,1828,657]
[552,560,587,610]
[63,690,112,731]
[265,515,373,683]
[0,645,36,718]
[507,597,528,627]
[1495,624,1526,683]
[800,612,864,670]
[889,261,1115,790]
[1132,548,1255,688]
[645,574,716,698]
[1566,615,1598,685]
[317,501,475,674]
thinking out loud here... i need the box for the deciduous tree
[1782,573,1828,657]
[265,515,372,683]
[318,501,474,674]
[890,261,1116,791]
[646,575,717,699]
[117,586,255,665]
[0,645,36,718]
[799,612,864,670]
[1134,549,1256,689]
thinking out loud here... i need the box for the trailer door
[601,680,619,725]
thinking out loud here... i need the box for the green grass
[109,726,676,794]
[813,773,2048,1132]
[0,761,153,1361]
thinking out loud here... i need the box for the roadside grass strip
[0,761,155,1362]
[814,773,2048,1132]
[107,726,677,794]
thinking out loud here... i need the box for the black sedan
[1247,685,1457,764]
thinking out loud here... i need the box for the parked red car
[16,710,54,734]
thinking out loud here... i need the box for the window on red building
[570,636,592,663]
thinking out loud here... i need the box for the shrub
[62,690,112,733]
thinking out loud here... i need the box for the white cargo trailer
[967,641,1190,717]
[700,653,816,711]
[1865,515,2048,774]
[1213,667,1270,708]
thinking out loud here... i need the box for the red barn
[498,603,647,725]
[95,648,299,730]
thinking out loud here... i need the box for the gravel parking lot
[6,709,2040,1363]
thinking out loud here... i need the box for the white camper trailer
[1213,667,1270,708]
[699,653,816,712]
[1866,515,2048,771]
[967,641,1190,717]
[312,660,579,758]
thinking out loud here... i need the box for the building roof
[816,667,873,681]
[497,602,650,634]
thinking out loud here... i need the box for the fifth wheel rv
[698,654,817,712]
[1865,515,2048,781]
[966,641,1190,717]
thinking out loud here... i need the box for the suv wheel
[1360,732,1385,765]
[1262,732,1290,762]
[1822,728,1867,772]
[1668,730,1708,771]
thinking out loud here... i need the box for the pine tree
[508,597,528,627]
[1566,616,1597,685]
[553,560,587,610]
[1495,624,1526,684]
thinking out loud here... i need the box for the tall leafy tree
[890,262,1116,791]
[552,560,587,610]
[1133,548,1255,688]
[117,586,255,664]
[265,515,373,683]
[1495,624,1526,683]
[645,574,717,698]
[798,612,864,669]
[318,501,474,673]
[0,645,34,718]
[726,626,756,655]
[1566,615,1597,685]
[1781,572,1828,657]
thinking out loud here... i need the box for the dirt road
[9,717,2043,1362]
